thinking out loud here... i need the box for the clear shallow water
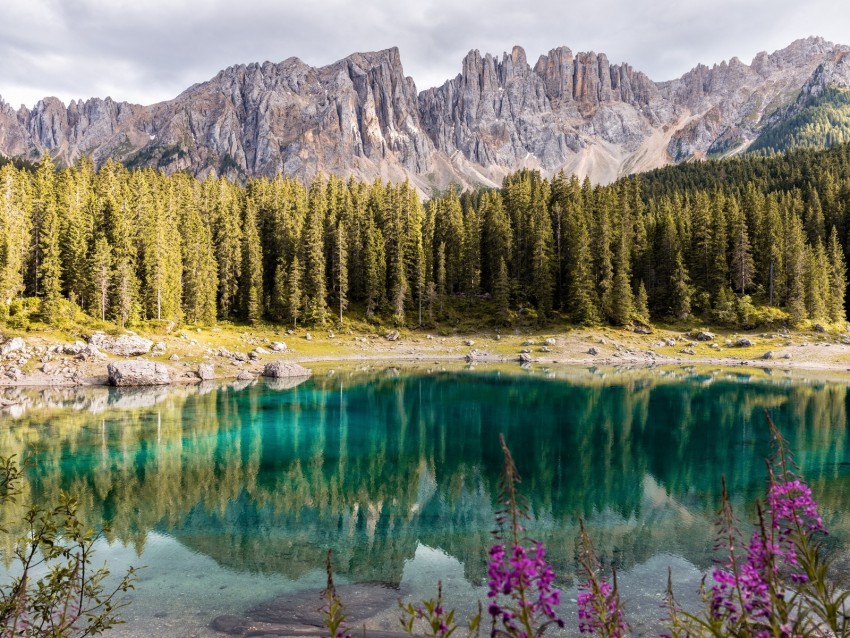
[2,365,850,636]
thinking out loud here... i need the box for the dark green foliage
[2,143,850,330]
[750,86,850,155]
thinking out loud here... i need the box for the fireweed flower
[486,541,564,636]
[576,578,627,637]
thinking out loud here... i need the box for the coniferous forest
[3,144,850,331]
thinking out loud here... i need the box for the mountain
[1,36,849,191]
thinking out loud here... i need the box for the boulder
[253,346,270,355]
[544,337,557,346]
[1,337,25,357]
[262,361,312,379]
[464,339,475,347]
[814,323,826,333]
[152,341,167,355]
[762,351,775,360]
[269,341,287,352]
[107,361,171,386]
[197,363,215,380]
[633,325,652,335]
[695,331,715,341]
[89,332,153,357]
[681,347,696,355]
[588,347,599,355]
[237,370,255,381]
[518,352,532,363]
[385,330,400,341]
[736,337,753,347]
[304,333,313,341]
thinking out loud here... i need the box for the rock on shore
[262,361,312,378]
[107,360,171,386]
[90,332,153,357]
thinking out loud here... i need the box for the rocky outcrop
[262,361,312,379]
[107,360,171,386]
[89,332,153,357]
[1,37,849,187]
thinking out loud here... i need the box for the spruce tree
[0,165,31,316]
[240,198,264,324]
[334,220,349,324]
[33,153,62,319]
[634,281,650,323]
[288,255,303,329]
[728,196,755,293]
[89,234,112,322]
[493,257,510,325]
[670,250,692,320]
[828,226,847,322]
[303,180,328,324]
[608,233,634,325]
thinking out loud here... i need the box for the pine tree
[728,196,755,293]
[564,181,598,324]
[181,198,218,325]
[828,226,847,322]
[436,242,447,316]
[334,220,349,324]
[210,179,242,320]
[493,257,510,325]
[241,198,264,324]
[785,214,807,324]
[89,234,111,322]
[670,250,692,320]
[634,281,650,323]
[608,233,633,325]
[0,165,31,316]
[303,180,328,324]
[33,153,62,319]
[364,221,385,318]
[288,255,303,329]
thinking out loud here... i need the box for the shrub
[0,455,136,637]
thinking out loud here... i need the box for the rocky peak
[2,38,850,190]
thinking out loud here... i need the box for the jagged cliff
[1,36,849,190]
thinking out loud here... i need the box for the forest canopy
[2,143,850,331]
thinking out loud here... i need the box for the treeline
[1,147,849,329]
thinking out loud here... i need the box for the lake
[2,364,850,637]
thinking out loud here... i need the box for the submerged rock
[107,361,171,386]
[210,582,410,637]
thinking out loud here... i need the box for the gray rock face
[0,337,25,357]
[197,363,215,380]
[262,361,312,379]
[1,38,848,188]
[89,332,153,357]
[107,360,171,386]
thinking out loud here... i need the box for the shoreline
[3,324,850,390]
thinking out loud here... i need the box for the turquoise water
[2,366,850,636]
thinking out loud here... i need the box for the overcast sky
[2,0,850,108]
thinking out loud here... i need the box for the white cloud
[1,0,849,108]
